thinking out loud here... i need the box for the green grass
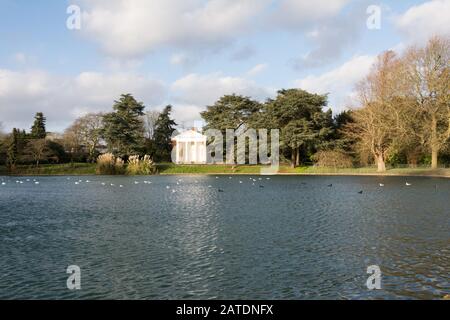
[157,163,450,177]
[0,163,96,176]
[156,163,263,174]
[1,163,449,177]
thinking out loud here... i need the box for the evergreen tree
[153,105,177,162]
[201,94,262,131]
[6,128,19,171]
[264,89,333,167]
[30,112,47,139]
[102,94,146,157]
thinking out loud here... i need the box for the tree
[23,139,51,167]
[66,113,103,162]
[30,112,47,139]
[102,94,146,157]
[143,110,160,139]
[345,51,408,172]
[6,129,19,171]
[201,94,262,131]
[0,123,6,165]
[153,105,177,162]
[403,36,450,169]
[201,95,262,163]
[263,89,333,167]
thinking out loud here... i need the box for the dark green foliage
[331,110,356,152]
[102,94,146,158]
[153,105,177,162]
[6,129,19,170]
[30,112,47,139]
[201,94,262,130]
[0,136,6,166]
[47,141,69,163]
[264,89,335,166]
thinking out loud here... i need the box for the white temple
[172,129,207,164]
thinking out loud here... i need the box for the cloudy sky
[0,0,449,132]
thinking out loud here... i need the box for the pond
[0,175,448,299]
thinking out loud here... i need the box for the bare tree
[142,110,160,139]
[64,113,104,161]
[63,120,84,154]
[403,36,450,169]
[24,139,51,167]
[78,113,104,161]
[346,51,409,172]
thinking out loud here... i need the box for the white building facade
[172,129,207,164]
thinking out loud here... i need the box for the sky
[0,0,449,132]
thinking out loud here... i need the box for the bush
[313,150,353,168]
[96,153,124,175]
[126,155,156,175]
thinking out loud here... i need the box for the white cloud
[295,55,375,111]
[246,63,268,76]
[0,68,276,132]
[396,0,450,45]
[169,52,201,68]
[171,72,274,106]
[291,1,370,69]
[171,104,206,125]
[271,0,351,28]
[77,0,270,58]
[0,69,166,131]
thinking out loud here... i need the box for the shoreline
[2,172,450,179]
[2,163,449,178]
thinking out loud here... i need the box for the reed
[96,153,125,175]
[126,155,156,175]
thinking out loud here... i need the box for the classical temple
[171,129,207,164]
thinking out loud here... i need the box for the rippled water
[0,175,449,300]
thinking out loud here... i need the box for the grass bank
[1,163,449,177]
[0,163,96,176]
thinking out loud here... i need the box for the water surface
[0,175,448,299]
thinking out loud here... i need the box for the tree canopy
[30,112,46,139]
[152,105,177,162]
[102,94,145,158]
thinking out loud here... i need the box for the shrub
[126,155,156,175]
[313,150,353,168]
[96,153,124,175]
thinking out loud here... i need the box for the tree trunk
[431,147,438,170]
[291,150,296,168]
[376,154,386,172]
[431,115,439,170]
[296,148,300,166]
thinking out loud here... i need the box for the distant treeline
[0,36,448,172]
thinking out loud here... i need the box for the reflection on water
[0,175,448,299]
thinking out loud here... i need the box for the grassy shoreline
[1,163,449,178]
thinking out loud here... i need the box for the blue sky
[0,0,449,132]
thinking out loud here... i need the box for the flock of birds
[0,176,417,195]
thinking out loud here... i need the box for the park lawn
[0,163,449,177]
[0,163,97,176]
[156,163,264,174]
